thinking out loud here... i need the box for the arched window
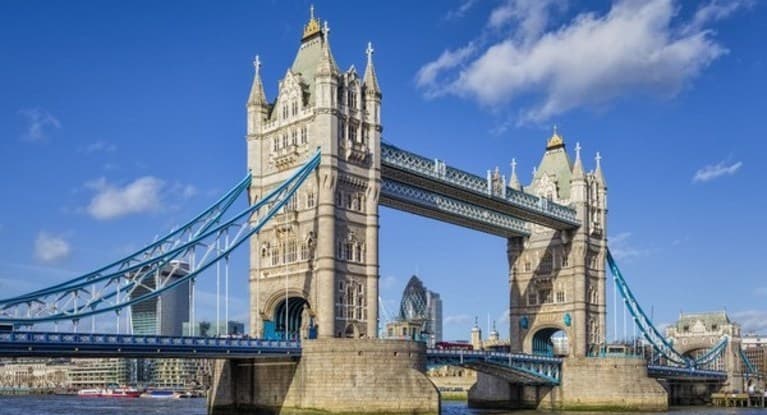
[300,127,307,144]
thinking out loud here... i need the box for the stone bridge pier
[208,339,439,415]
[468,357,667,411]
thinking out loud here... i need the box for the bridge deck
[0,332,300,359]
[381,143,579,231]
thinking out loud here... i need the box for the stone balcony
[271,144,300,169]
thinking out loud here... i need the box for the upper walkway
[380,143,580,232]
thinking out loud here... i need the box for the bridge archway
[273,296,310,341]
[530,327,569,357]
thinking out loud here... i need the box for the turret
[362,42,382,126]
[470,316,483,350]
[314,20,339,111]
[247,55,269,136]
[570,142,587,204]
[509,158,521,190]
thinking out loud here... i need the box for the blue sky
[1,0,765,341]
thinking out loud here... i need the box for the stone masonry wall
[209,339,440,414]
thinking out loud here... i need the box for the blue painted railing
[381,143,578,226]
[0,331,300,358]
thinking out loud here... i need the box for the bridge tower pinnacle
[509,129,607,358]
[247,7,382,340]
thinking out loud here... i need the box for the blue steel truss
[607,249,730,374]
[647,365,727,381]
[0,331,300,359]
[0,150,321,325]
[740,347,760,378]
[0,174,251,306]
[380,143,579,229]
[426,349,561,385]
[380,179,529,237]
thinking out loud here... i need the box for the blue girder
[380,179,530,237]
[0,150,321,324]
[426,349,561,385]
[0,331,300,359]
[380,143,579,229]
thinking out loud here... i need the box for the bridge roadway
[0,331,725,384]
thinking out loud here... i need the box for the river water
[0,397,757,415]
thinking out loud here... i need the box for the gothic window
[300,126,307,144]
[539,253,553,274]
[527,291,537,306]
[524,261,531,272]
[291,101,298,116]
[335,191,343,207]
[562,253,569,267]
[285,240,297,263]
[344,240,354,261]
[351,194,360,211]
[282,104,288,120]
[306,191,315,208]
[338,119,346,146]
[346,193,353,209]
[282,133,288,149]
[556,291,565,303]
[362,126,369,144]
[272,137,278,152]
[270,245,280,266]
[300,243,309,261]
[291,129,297,145]
[539,289,552,304]
[337,86,345,107]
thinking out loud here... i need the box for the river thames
[0,397,759,415]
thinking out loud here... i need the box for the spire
[594,151,605,183]
[572,141,584,178]
[302,5,321,40]
[315,20,338,76]
[509,158,521,190]
[363,41,381,94]
[247,55,268,106]
[546,125,565,150]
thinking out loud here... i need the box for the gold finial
[546,124,565,150]
[302,5,321,40]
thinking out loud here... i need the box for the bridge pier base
[468,357,667,411]
[208,339,439,415]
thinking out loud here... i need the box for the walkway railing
[381,143,579,227]
[0,331,300,358]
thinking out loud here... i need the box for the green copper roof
[533,146,573,200]
[273,32,337,115]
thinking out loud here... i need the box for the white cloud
[418,0,745,124]
[692,160,742,183]
[732,310,767,334]
[18,108,61,142]
[81,141,117,154]
[85,176,165,220]
[444,0,480,21]
[444,314,473,325]
[34,232,71,263]
[415,43,476,94]
[609,232,650,261]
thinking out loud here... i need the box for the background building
[69,359,130,389]
[385,275,442,345]
[130,260,190,337]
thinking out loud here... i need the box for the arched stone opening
[273,296,311,340]
[532,327,569,357]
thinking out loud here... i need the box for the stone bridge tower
[246,8,382,339]
[666,311,746,391]
[508,130,607,357]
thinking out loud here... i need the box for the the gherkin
[399,276,428,321]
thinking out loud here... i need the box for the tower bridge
[0,7,758,415]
